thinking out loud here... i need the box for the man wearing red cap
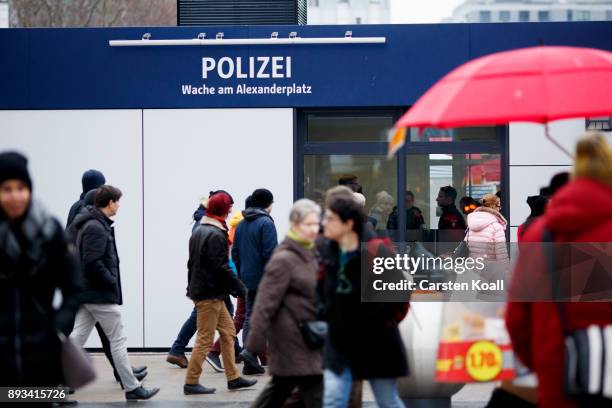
[184,191,257,394]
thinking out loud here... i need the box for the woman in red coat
[506,133,612,408]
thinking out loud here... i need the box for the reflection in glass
[304,155,397,235]
[307,115,394,142]
[406,153,502,244]
[409,127,497,143]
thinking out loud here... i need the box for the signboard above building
[0,23,611,110]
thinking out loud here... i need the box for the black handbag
[452,229,470,258]
[543,228,612,402]
[282,301,328,350]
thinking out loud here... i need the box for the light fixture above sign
[586,117,612,131]
[108,32,386,47]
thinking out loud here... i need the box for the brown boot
[166,353,188,368]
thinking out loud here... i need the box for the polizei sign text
[180,55,313,97]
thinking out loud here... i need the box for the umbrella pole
[544,123,574,158]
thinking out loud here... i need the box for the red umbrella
[390,46,612,157]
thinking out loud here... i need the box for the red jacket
[506,178,612,408]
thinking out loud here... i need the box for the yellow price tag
[465,340,503,382]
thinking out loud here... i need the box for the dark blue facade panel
[0,22,611,110]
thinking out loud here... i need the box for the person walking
[319,188,409,408]
[67,172,146,385]
[233,188,278,375]
[506,133,612,408]
[516,195,547,241]
[0,152,83,390]
[167,193,247,371]
[66,169,105,228]
[207,195,252,371]
[248,199,324,407]
[184,191,256,395]
[69,185,159,400]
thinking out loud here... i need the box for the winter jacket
[506,178,612,408]
[438,204,467,230]
[246,237,322,377]
[228,211,244,245]
[232,208,278,291]
[386,206,425,231]
[187,216,235,301]
[192,202,206,233]
[0,200,82,386]
[66,198,85,229]
[466,206,509,261]
[317,229,409,379]
[71,206,123,305]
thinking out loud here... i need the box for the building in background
[308,0,390,24]
[448,0,612,23]
[0,0,8,28]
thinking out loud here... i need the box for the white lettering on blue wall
[202,57,292,80]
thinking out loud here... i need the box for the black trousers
[251,375,323,408]
[94,322,121,381]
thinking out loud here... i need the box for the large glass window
[405,153,501,243]
[298,109,507,247]
[576,10,591,21]
[519,10,530,22]
[409,127,497,143]
[538,10,550,21]
[479,11,491,22]
[307,114,394,142]
[499,10,511,22]
[304,154,398,232]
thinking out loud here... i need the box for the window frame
[295,108,509,242]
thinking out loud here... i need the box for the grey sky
[390,0,465,23]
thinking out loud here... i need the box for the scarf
[287,229,315,250]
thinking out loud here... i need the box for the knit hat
[82,170,106,194]
[251,188,274,209]
[0,151,32,190]
[209,190,234,204]
[207,191,233,217]
[245,195,253,209]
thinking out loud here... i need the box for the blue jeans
[323,368,405,408]
[169,298,235,356]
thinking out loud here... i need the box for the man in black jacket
[69,185,159,401]
[184,191,256,395]
[66,173,146,386]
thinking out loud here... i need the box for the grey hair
[352,192,366,208]
[289,198,321,224]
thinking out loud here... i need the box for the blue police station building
[1,22,611,349]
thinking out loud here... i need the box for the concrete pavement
[70,353,494,407]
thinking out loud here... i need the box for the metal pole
[544,123,573,158]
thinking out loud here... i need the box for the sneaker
[184,383,216,395]
[166,353,188,368]
[206,352,224,373]
[228,377,257,390]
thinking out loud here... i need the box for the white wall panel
[143,108,293,347]
[0,110,144,348]
[510,119,589,166]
